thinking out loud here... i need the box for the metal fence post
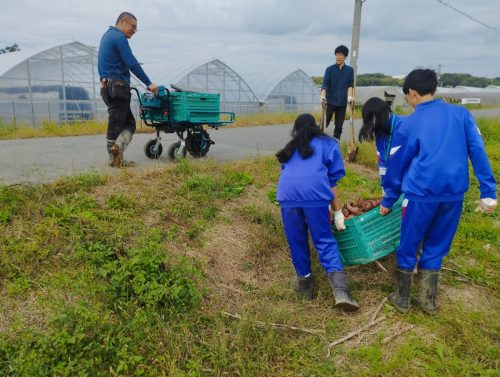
[12,102,17,126]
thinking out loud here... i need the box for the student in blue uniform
[276,113,359,311]
[380,69,497,314]
[359,97,405,192]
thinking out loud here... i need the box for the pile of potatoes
[341,198,381,220]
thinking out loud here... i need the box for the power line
[436,0,500,36]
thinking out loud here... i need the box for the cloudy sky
[1,0,499,78]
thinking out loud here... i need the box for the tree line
[312,73,500,88]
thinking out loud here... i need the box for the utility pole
[350,0,364,82]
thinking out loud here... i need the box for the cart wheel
[144,139,163,159]
[167,141,187,160]
[186,130,213,157]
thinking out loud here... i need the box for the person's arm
[321,67,330,102]
[347,67,355,104]
[465,112,497,211]
[331,186,346,230]
[325,142,347,229]
[380,125,415,214]
[115,37,153,87]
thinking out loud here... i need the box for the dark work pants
[100,79,136,141]
[325,104,347,140]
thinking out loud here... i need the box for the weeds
[0,119,498,375]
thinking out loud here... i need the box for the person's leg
[418,201,463,270]
[281,207,313,300]
[390,200,435,312]
[325,104,335,129]
[417,201,463,314]
[333,106,347,140]
[303,206,343,272]
[304,206,359,311]
[281,207,312,277]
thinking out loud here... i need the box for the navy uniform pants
[281,206,344,277]
[397,199,463,271]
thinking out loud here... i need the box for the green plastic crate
[333,198,403,266]
[170,92,220,123]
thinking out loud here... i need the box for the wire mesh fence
[0,99,322,126]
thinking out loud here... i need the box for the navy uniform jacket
[321,64,354,106]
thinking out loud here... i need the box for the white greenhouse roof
[0,41,94,77]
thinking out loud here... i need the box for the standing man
[98,12,158,167]
[320,45,355,140]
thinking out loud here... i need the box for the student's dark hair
[334,45,349,57]
[276,113,328,163]
[403,69,438,96]
[116,12,137,25]
[359,97,392,142]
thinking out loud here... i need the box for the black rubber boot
[388,269,413,313]
[418,270,439,315]
[328,271,360,311]
[293,274,314,301]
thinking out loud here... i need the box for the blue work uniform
[277,136,345,276]
[376,113,405,190]
[382,99,497,271]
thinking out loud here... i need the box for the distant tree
[312,76,323,85]
[0,43,20,54]
[356,73,403,87]
[311,73,498,88]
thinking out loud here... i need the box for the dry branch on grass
[221,311,326,339]
[382,324,415,344]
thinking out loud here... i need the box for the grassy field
[0,119,498,376]
[0,112,318,140]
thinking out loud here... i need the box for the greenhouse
[142,59,261,114]
[244,68,320,112]
[0,41,98,124]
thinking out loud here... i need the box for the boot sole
[388,295,410,314]
[110,144,122,168]
[335,301,360,312]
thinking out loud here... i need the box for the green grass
[0,119,498,375]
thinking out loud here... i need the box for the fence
[0,99,322,126]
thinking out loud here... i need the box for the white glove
[333,210,346,231]
[477,198,497,213]
[348,95,355,104]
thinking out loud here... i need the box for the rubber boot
[418,270,439,315]
[292,274,313,301]
[388,269,413,313]
[327,271,360,311]
[114,130,135,167]
[106,140,116,166]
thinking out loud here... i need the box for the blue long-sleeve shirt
[277,136,345,208]
[97,26,152,86]
[377,113,405,188]
[321,64,354,106]
[382,99,497,208]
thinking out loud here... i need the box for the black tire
[144,139,163,159]
[167,141,187,160]
[185,130,212,157]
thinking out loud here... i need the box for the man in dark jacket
[320,45,354,140]
[98,12,158,167]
